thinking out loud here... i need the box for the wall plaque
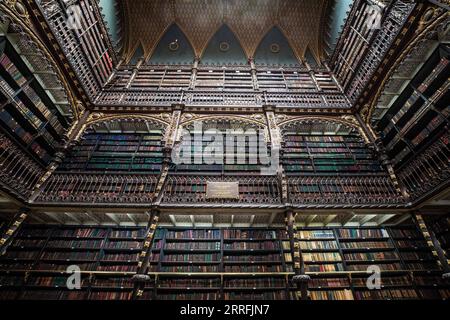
[206,182,239,199]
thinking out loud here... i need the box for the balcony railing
[0,134,44,199]
[287,175,405,207]
[398,133,450,201]
[161,175,282,206]
[95,90,350,109]
[37,173,159,204]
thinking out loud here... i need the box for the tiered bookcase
[282,125,382,174]
[0,225,146,300]
[0,38,69,165]
[375,44,450,168]
[59,129,164,172]
[1,224,449,300]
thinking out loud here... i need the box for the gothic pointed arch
[128,42,145,65]
[253,26,301,67]
[304,47,320,68]
[147,23,195,65]
[200,24,247,66]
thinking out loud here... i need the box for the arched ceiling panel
[254,26,300,67]
[277,0,327,62]
[201,25,247,66]
[173,0,224,57]
[148,24,195,65]
[123,0,174,63]
[224,0,275,58]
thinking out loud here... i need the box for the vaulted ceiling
[99,0,353,66]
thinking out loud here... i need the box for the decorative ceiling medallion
[169,41,179,51]
[270,43,280,53]
[219,42,230,52]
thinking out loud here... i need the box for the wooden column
[125,58,144,89]
[152,104,184,203]
[249,58,259,90]
[132,208,161,300]
[414,214,450,276]
[0,208,28,256]
[285,210,309,300]
[189,57,200,90]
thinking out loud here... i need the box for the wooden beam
[250,215,256,227]
[324,215,337,226]
[268,212,277,227]
[376,214,397,226]
[42,212,65,224]
[360,214,377,226]
[306,215,317,226]
[169,215,177,226]
[341,213,356,226]
[106,213,120,225]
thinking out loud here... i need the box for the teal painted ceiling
[201,25,247,66]
[98,0,120,45]
[326,0,354,55]
[148,24,195,65]
[254,27,301,67]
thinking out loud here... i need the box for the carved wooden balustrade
[36,173,159,204]
[398,133,450,201]
[0,134,45,200]
[161,175,282,206]
[95,90,350,109]
[287,175,406,207]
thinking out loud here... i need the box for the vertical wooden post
[0,208,28,256]
[285,210,309,300]
[414,214,450,276]
[132,208,161,300]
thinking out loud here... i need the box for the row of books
[223,230,285,240]
[343,252,399,261]
[165,230,221,239]
[110,230,146,239]
[52,228,108,238]
[223,255,282,263]
[389,228,422,239]
[162,254,220,262]
[0,54,27,87]
[158,279,220,288]
[341,241,393,249]
[41,251,100,261]
[347,263,402,272]
[224,278,286,288]
[309,289,354,300]
[224,292,287,300]
[223,241,280,250]
[306,264,344,272]
[300,241,339,250]
[337,229,390,239]
[303,252,342,262]
[354,289,418,300]
[164,242,221,251]
[285,164,381,172]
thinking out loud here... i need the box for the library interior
[0,0,449,301]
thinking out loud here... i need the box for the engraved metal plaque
[206,182,239,199]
